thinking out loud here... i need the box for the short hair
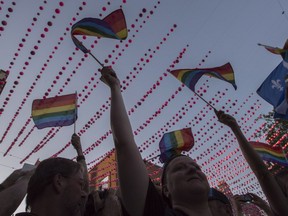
[26,157,81,211]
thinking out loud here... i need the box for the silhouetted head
[26,157,86,216]
[161,155,210,207]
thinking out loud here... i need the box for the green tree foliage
[256,112,288,147]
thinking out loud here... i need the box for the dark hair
[26,157,81,211]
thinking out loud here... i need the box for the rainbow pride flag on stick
[258,39,288,59]
[170,63,237,91]
[32,93,77,129]
[250,141,288,167]
[71,9,128,54]
[159,128,194,163]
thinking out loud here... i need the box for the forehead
[166,156,198,170]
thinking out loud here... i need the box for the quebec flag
[257,60,288,119]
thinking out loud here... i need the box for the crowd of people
[0,66,287,216]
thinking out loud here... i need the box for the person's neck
[31,197,66,216]
[173,201,213,216]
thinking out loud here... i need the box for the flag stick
[88,52,104,68]
[257,43,266,47]
[74,91,78,134]
[193,90,217,111]
[257,43,282,50]
[144,155,160,162]
[75,37,104,68]
[257,43,274,48]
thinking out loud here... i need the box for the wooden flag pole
[144,155,160,162]
[193,90,217,111]
[75,37,104,68]
[74,91,78,134]
[88,52,104,68]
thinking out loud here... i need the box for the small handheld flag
[159,128,194,163]
[258,43,286,55]
[258,39,288,59]
[71,9,128,67]
[32,93,77,129]
[250,141,288,167]
[170,63,236,109]
[257,62,288,120]
[170,63,237,92]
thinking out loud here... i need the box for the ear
[162,184,170,199]
[52,173,66,194]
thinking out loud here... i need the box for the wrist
[76,155,85,162]
[110,83,121,91]
[229,123,240,132]
[76,149,83,155]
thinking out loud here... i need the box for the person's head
[161,155,210,207]
[275,169,288,198]
[208,188,233,216]
[26,157,86,216]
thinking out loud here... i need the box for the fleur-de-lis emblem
[271,79,284,91]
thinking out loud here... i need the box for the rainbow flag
[32,93,77,129]
[258,43,286,55]
[159,128,194,163]
[170,63,237,91]
[250,141,288,167]
[71,9,128,53]
[258,40,288,59]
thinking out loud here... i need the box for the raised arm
[0,169,34,216]
[100,66,149,216]
[71,133,89,194]
[215,110,288,215]
[0,169,26,192]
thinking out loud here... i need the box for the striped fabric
[71,9,127,53]
[170,63,237,91]
[258,40,288,59]
[250,141,288,167]
[159,128,194,163]
[32,93,77,129]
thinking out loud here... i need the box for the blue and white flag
[257,60,288,119]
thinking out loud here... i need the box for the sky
[0,0,288,213]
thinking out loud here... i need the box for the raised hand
[214,109,238,129]
[100,66,120,88]
[71,133,81,149]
